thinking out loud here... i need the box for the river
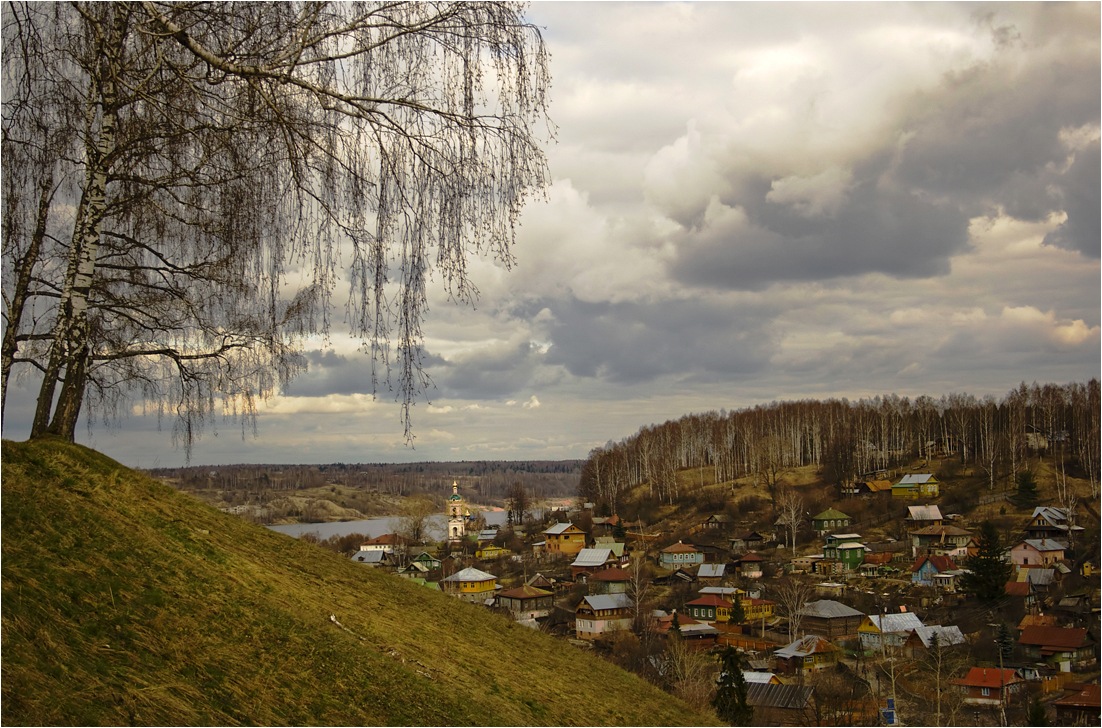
[267,509,513,540]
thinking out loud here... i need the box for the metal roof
[868,612,924,634]
[698,563,726,578]
[800,599,863,619]
[571,547,614,567]
[443,566,498,583]
[745,682,813,710]
[582,593,632,611]
[907,505,943,520]
[912,624,965,648]
[897,473,936,484]
[543,522,579,535]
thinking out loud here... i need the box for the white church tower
[447,481,467,543]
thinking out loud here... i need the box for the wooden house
[588,567,630,595]
[857,611,924,650]
[911,554,959,587]
[909,524,972,559]
[658,541,704,569]
[745,683,813,727]
[952,667,1024,709]
[574,593,632,641]
[892,473,940,499]
[570,547,618,580]
[542,522,587,557]
[1024,506,1085,543]
[811,508,852,536]
[475,543,510,561]
[442,566,499,604]
[685,594,732,623]
[496,584,554,621]
[732,552,764,579]
[773,635,840,675]
[905,504,943,528]
[1018,626,1096,672]
[1052,684,1101,726]
[902,625,965,657]
[798,600,864,638]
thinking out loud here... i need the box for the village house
[1052,683,1101,726]
[1024,506,1085,544]
[442,566,499,604]
[542,522,587,557]
[732,552,765,579]
[574,593,632,641]
[351,549,392,567]
[658,541,704,569]
[359,533,407,553]
[811,508,852,536]
[911,554,959,587]
[905,504,943,528]
[952,667,1024,709]
[495,584,554,622]
[697,562,727,582]
[822,539,866,573]
[1018,625,1096,672]
[902,624,966,658]
[909,524,972,559]
[1010,538,1065,568]
[588,567,630,595]
[745,683,814,727]
[743,597,776,623]
[570,547,618,580]
[409,551,442,570]
[592,535,629,564]
[685,594,732,623]
[698,513,732,532]
[857,610,924,650]
[475,543,510,561]
[892,473,940,499]
[798,600,865,638]
[396,561,430,579]
[652,611,720,648]
[773,635,840,675]
[729,531,768,554]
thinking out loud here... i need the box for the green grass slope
[1,439,714,726]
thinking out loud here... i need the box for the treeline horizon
[578,380,1100,514]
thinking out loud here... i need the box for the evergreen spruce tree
[729,596,746,626]
[960,520,1013,602]
[1027,696,1050,726]
[1013,470,1040,508]
[713,647,754,726]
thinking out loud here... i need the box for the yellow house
[892,474,940,499]
[442,566,498,603]
[476,544,510,561]
[743,597,776,622]
[543,522,587,556]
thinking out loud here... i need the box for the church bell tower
[447,481,467,543]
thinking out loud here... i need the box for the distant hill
[1,438,712,726]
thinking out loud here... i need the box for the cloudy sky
[7,2,1100,468]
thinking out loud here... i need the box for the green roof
[813,508,850,520]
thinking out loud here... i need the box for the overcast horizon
[3,2,1099,469]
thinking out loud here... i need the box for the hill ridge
[1,438,712,726]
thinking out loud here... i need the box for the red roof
[1054,684,1101,709]
[912,554,957,573]
[661,541,700,553]
[736,552,764,562]
[686,594,733,609]
[953,667,1021,690]
[863,552,893,566]
[361,533,406,546]
[590,567,631,582]
[1019,625,1089,650]
[1004,581,1030,597]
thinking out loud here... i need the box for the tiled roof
[1019,625,1089,650]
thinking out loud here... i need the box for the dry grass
[2,438,715,726]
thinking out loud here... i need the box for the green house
[812,508,852,536]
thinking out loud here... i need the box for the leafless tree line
[579,381,1100,513]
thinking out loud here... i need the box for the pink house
[1010,539,1065,568]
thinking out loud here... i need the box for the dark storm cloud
[430,338,544,400]
[282,348,444,397]
[538,295,779,384]
[1043,138,1101,258]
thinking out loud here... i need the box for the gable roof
[1019,538,1066,553]
[907,505,943,521]
[866,612,924,634]
[911,624,965,648]
[580,593,632,612]
[543,522,581,536]
[800,599,863,619]
[913,554,958,573]
[910,524,973,538]
[897,473,936,485]
[775,635,838,659]
[686,594,733,609]
[697,563,726,578]
[352,550,389,564]
[953,667,1021,689]
[745,682,813,710]
[865,479,894,492]
[361,533,405,547]
[571,547,614,568]
[1018,625,1089,650]
[590,566,631,582]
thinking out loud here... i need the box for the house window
[981,688,991,697]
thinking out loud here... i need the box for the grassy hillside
[1,439,714,726]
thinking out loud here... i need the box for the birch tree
[2,1,552,452]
